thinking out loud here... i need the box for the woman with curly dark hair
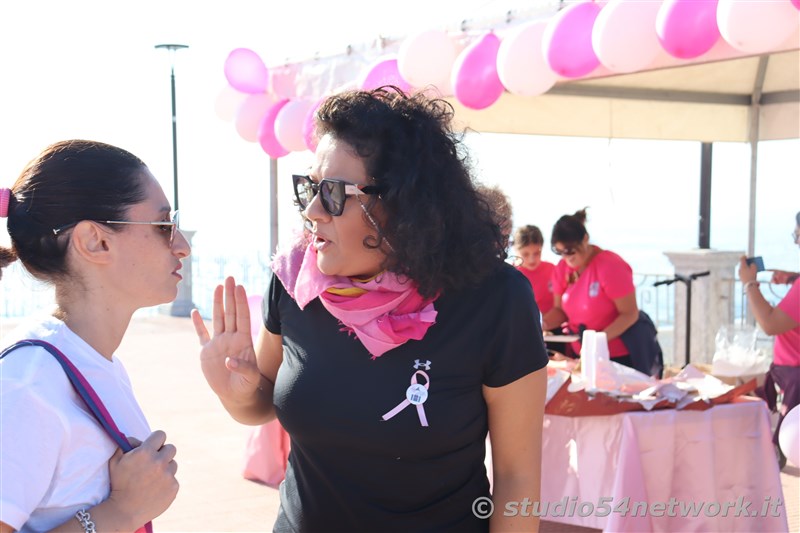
[194,87,548,532]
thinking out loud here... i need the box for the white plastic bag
[711,324,771,377]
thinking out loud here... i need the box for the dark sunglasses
[292,174,383,216]
[551,244,579,256]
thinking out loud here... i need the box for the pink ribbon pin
[382,370,430,427]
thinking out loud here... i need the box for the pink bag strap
[1,339,154,533]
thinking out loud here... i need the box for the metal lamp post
[155,43,195,317]
[154,44,188,211]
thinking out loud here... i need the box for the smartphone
[746,256,765,272]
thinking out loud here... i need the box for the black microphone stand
[653,271,711,366]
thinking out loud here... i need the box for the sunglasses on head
[292,174,383,216]
[551,244,579,256]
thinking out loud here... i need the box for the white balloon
[718,0,800,54]
[275,99,315,152]
[592,0,662,74]
[234,93,275,143]
[398,29,457,91]
[214,85,248,122]
[779,404,800,468]
[496,20,557,97]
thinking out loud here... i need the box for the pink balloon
[497,21,557,96]
[717,0,800,54]
[214,85,248,122]
[258,99,290,158]
[793,0,800,10]
[358,57,412,93]
[302,97,325,153]
[593,0,662,73]
[656,0,720,59]
[543,1,602,79]
[398,30,457,90]
[235,93,275,143]
[224,48,269,94]
[275,99,315,152]
[451,32,504,110]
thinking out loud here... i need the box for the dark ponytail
[551,207,589,247]
[3,140,148,283]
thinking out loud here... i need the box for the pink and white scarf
[271,236,437,359]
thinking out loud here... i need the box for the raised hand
[191,276,262,404]
[107,431,179,526]
[738,256,757,284]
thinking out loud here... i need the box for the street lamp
[155,43,195,317]
[154,43,188,211]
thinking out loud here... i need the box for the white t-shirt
[0,315,150,533]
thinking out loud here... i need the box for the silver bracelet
[75,509,97,533]
[742,280,760,293]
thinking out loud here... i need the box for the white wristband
[75,509,97,533]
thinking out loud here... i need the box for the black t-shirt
[264,262,548,532]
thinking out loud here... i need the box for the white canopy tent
[447,48,799,143]
[444,46,800,255]
[274,9,799,256]
[260,3,799,363]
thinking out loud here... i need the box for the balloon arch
[215,0,800,158]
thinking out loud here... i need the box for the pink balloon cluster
[418,0,798,109]
[221,0,800,142]
[220,47,323,157]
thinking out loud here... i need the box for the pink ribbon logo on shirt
[382,370,430,427]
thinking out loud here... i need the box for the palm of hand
[199,329,259,397]
[192,277,261,402]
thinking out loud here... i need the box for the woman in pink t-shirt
[513,225,555,315]
[739,211,800,468]
[542,208,639,369]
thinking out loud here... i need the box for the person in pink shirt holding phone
[542,208,639,369]
[740,211,800,468]
[513,225,555,315]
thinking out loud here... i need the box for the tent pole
[747,56,769,258]
[270,157,279,257]
[747,122,758,259]
[745,56,769,324]
[699,143,712,249]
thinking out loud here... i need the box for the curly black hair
[314,87,506,298]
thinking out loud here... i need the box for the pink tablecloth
[537,398,787,532]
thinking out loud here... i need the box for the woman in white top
[0,140,188,533]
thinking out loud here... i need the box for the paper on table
[546,366,571,404]
[562,361,740,411]
[543,334,580,343]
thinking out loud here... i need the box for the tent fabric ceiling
[446,49,799,143]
